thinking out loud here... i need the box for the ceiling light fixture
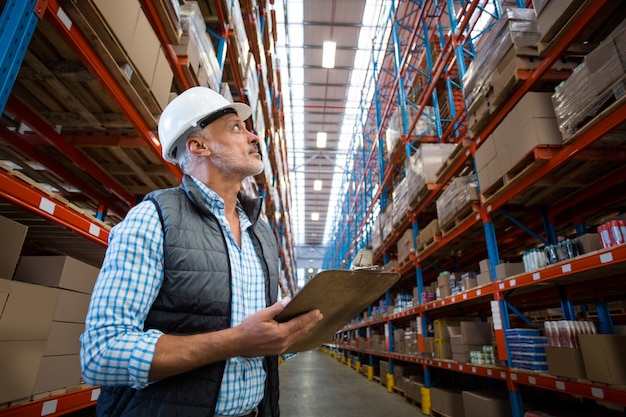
[322,40,336,68]
[313,180,323,191]
[311,212,320,221]
[316,131,327,148]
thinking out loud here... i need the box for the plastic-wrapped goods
[544,320,597,348]
[385,105,436,155]
[406,143,456,203]
[540,239,584,266]
[436,175,477,228]
[380,206,394,243]
[179,2,222,91]
[598,219,626,248]
[552,22,626,138]
[392,178,409,226]
[522,248,548,272]
[463,8,540,109]
[371,217,382,253]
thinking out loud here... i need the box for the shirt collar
[189,175,251,229]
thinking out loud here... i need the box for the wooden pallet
[479,145,558,204]
[431,408,453,417]
[416,232,441,254]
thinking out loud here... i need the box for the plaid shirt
[81,176,266,416]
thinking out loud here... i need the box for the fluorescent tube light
[316,131,327,148]
[313,180,323,191]
[322,41,336,68]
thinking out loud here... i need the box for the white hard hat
[157,86,252,163]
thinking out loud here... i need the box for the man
[80,86,322,417]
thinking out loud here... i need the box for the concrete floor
[279,350,427,416]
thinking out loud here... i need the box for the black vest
[96,176,281,417]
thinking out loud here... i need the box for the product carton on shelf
[43,321,84,356]
[544,346,586,379]
[533,0,585,52]
[476,272,492,287]
[495,262,525,281]
[32,354,82,397]
[53,289,91,324]
[0,215,28,280]
[460,321,493,345]
[0,340,46,404]
[0,279,59,341]
[431,387,465,417]
[462,390,513,417]
[577,233,602,253]
[579,334,626,385]
[433,338,452,360]
[14,255,100,295]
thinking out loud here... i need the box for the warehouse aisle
[279,350,426,416]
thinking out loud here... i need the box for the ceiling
[275,0,388,278]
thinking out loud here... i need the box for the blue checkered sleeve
[80,201,164,389]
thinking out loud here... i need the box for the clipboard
[274,269,401,353]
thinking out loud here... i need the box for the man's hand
[233,298,323,357]
[149,299,322,381]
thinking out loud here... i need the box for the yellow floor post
[347,357,351,369]
[355,360,360,373]
[420,387,431,415]
[386,373,394,393]
[367,365,373,381]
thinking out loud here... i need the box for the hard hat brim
[164,101,253,163]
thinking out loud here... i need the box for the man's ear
[187,137,210,156]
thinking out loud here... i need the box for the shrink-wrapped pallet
[464,8,540,126]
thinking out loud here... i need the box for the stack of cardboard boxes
[92,0,177,110]
[0,216,100,404]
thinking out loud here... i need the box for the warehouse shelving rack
[325,0,626,416]
[0,0,297,414]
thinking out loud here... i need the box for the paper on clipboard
[274,269,401,353]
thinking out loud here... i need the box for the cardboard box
[128,9,161,87]
[461,321,493,345]
[0,215,27,279]
[151,46,174,109]
[438,285,451,299]
[545,346,586,379]
[586,38,624,96]
[53,290,91,324]
[579,334,626,384]
[43,322,84,356]
[14,255,99,294]
[431,387,465,417]
[577,233,602,253]
[434,319,462,340]
[0,279,10,315]
[461,277,477,291]
[535,0,584,44]
[462,390,512,417]
[32,354,82,395]
[433,338,452,359]
[475,135,497,172]
[422,336,434,356]
[0,279,59,341]
[495,262,525,280]
[479,259,491,274]
[477,272,492,286]
[514,92,558,125]
[0,340,46,403]
[93,0,141,53]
